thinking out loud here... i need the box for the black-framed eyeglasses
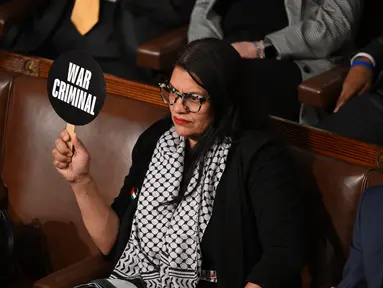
[159,82,209,113]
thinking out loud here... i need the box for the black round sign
[47,50,106,126]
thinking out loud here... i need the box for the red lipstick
[173,116,190,125]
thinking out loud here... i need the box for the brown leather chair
[298,0,383,112]
[0,53,168,286]
[0,52,382,288]
[32,116,383,288]
[136,26,188,72]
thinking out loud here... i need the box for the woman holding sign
[52,39,305,288]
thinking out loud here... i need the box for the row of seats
[0,0,382,115]
[0,51,383,287]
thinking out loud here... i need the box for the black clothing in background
[1,0,195,83]
[317,35,383,146]
[106,117,306,288]
[212,0,301,122]
[217,0,288,43]
[317,91,383,146]
[241,58,303,122]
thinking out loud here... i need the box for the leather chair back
[272,117,383,287]
[289,147,383,287]
[2,74,167,272]
[0,58,383,287]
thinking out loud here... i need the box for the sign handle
[66,123,75,151]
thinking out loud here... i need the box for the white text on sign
[51,62,97,115]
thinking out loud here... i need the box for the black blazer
[362,36,383,72]
[1,1,69,53]
[356,36,383,91]
[338,185,383,288]
[106,117,306,288]
[2,0,195,56]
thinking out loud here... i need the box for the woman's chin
[174,125,192,138]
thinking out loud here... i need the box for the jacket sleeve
[337,189,367,288]
[110,116,172,220]
[104,129,146,260]
[358,36,383,72]
[246,142,306,287]
[105,117,172,261]
[264,0,362,59]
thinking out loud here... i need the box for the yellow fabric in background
[71,0,100,35]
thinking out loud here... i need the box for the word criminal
[51,62,97,115]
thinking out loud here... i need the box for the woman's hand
[245,283,262,288]
[334,57,374,112]
[231,42,258,59]
[52,129,90,184]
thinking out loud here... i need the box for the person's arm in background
[264,0,362,60]
[334,35,383,112]
[229,0,362,60]
[245,142,306,288]
[52,130,120,256]
[187,0,223,42]
[353,35,383,70]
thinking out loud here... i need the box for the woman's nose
[173,97,188,113]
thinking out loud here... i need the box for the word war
[51,62,96,116]
[47,50,106,127]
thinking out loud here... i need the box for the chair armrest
[34,253,113,288]
[0,0,49,36]
[136,26,188,71]
[298,64,349,110]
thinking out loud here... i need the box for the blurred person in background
[1,0,195,83]
[187,0,362,123]
[318,35,383,146]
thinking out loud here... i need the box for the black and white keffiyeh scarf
[110,126,231,287]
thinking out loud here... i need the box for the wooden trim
[271,116,383,168]
[0,51,167,108]
[0,51,382,168]
[0,51,40,77]
[38,53,167,108]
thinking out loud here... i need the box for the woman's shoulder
[135,116,173,150]
[128,116,173,165]
[234,128,285,156]
[232,129,296,184]
[230,128,294,172]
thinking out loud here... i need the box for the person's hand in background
[231,42,258,59]
[334,57,375,112]
[245,283,262,288]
